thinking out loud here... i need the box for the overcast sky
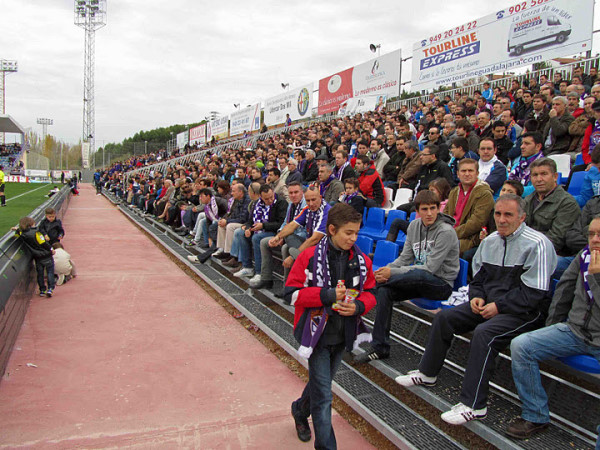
[2,0,600,147]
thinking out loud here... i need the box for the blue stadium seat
[575,153,584,166]
[557,355,600,374]
[355,236,374,255]
[568,171,586,196]
[368,210,407,241]
[409,212,416,222]
[395,231,406,249]
[371,241,399,271]
[358,208,385,239]
[411,259,469,310]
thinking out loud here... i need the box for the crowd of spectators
[96,65,600,445]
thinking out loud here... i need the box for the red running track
[0,185,373,449]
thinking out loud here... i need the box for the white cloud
[2,0,598,146]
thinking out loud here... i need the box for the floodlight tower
[36,118,53,139]
[0,59,18,144]
[74,0,106,161]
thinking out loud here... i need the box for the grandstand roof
[0,115,25,134]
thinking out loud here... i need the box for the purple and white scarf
[297,237,371,359]
[286,201,303,224]
[319,175,335,197]
[341,192,358,204]
[306,200,326,235]
[334,161,350,180]
[512,152,544,186]
[204,196,219,221]
[252,197,277,224]
[227,196,235,213]
[580,246,595,307]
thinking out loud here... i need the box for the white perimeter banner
[318,50,401,115]
[25,169,49,177]
[51,170,73,179]
[230,103,261,136]
[264,84,313,126]
[176,130,189,149]
[207,116,229,141]
[81,142,90,169]
[189,124,206,146]
[411,0,594,91]
[338,95,387,116]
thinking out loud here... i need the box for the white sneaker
[213,248,224,256]
[234,267,254,278]
[248,274,262,286]
[187,255,199,263]
[441,403,487,425]
[395,370,437,387]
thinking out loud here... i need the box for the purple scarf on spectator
[319,175,335,197]
[287,201,303,224]
[227,196,234,213]
[204,196,219,221]
[512,152,544,186]
[334,161,349,180]
[580,246,595,307]
[306,200,326,235]
[252,197,277,224]
[297,236,371,359]
[341,192,358,204]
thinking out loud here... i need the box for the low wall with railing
[0,186,71,380]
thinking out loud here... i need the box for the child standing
[13,217,56,297]
[52,242,76,285]
[284,203,377,448]
[38,207,65,245]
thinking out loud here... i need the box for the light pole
[0,59,18,144]
[74,0,106,168]
[36,118,53,139]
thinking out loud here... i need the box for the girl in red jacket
[285,203,376,448]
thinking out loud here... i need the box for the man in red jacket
[354,154,385,206]
[285,203,376,448]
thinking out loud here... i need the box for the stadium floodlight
[36,118,54,139]
[281,83,289,90]
[369,43,381,56]
[74,0,106,168]
[0,59,18,144]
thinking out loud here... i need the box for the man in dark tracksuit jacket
[396,195,557,426]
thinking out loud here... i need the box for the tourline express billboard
[411,0,594,91]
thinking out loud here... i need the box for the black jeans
[418,302,544,409]
[36,258,55,291]
[372,269,452,355]
[386,218,409,242]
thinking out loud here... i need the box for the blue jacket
[575,165,600,207]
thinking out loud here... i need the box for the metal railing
[387,55,600,109]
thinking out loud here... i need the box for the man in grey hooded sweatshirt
[355,189,460,364]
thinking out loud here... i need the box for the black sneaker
[291,401,311,442]
[46,289,53,298]
[353,348,389,364]
[39,290,47,297]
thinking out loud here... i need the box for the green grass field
[0,182,52,237]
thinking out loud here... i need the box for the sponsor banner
[81,142,91,169]
[25,169,49,177]
[411,0,594,91]
[230,103,261,136]
[339,95,386,117]
[189,124,206,146]
[7,175,29,183]
[264,84,313,126]
[207,115,229,141]
[318,50,402,115]
[51,170,73,179]
[176,130,189,149]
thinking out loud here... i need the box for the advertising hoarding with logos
[230,103,261,136]
[176,130,189,149]
[317,49,402,115]
[189,124,206,146]
[411,0,594,91]
[207,115,229,141]
[263,84,313,126]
